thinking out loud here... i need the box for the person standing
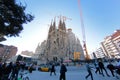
[50,64,56,76]
[85,62,93,80]
[59,63,67,80]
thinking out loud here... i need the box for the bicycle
[18,71,29,80]
[8,71,18,80]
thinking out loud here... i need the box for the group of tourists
[85,59,120,80]
[0,61,20,80]
[0,59,120,80]
[0,61,33,80]
[0,60,67,80]
[49,59,120,80]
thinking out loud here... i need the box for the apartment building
[0,44,18,62]
[101,30,120,59]
[94,47,105,59]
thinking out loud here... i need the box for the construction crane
[57,15,72,21]
[62,16,72,21]
[78,0,90,60]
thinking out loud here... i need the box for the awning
[63,59,72,63]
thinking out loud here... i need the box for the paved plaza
[26,64,120,80]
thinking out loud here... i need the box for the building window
[117,41,120,48]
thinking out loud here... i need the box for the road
[26,64,120,80]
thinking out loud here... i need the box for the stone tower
[45,19,68,61]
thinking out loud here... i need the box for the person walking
[94,60,101,74]
[85,62,93,80]
[116,60,120,67]
[98,60,110,77]
[59,63,67,80]
[107,61,115,77]
[50,64,56,76]
[12,61,20,80]
[28,63,34,73]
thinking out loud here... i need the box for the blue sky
[1,0,120,55]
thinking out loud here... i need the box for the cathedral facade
[35,19,85,62]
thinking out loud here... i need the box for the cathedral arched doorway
[53,56,58,62]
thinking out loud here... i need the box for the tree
[0,0,34,41]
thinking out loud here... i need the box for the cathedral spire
[58,18,63,30]
[48,21,53,33]
[52,18,56,30]
[62,20,66,32]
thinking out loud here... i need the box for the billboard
[74,52,81,60]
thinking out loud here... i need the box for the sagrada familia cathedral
[35,19,85,63]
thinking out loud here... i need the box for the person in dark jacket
[0,62,3,80]
[1,63,9,80]
[50,64,56,76]
[107,61,115,77]
[7,62,13,80]
[12,61,20,80]
[59,63,67,80]
[98,60,110,77]
[94,60,101,74]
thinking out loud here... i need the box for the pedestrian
[21,61,26,71]
[0,62,3,80]
[28,63,34,73]
[107,61,115,77]
[59,63,67,80]
[7,62,14,80]
[85,61,93,80]
[1,63,8,80]
[12,61,20,80]
[50,64,56,76]
[94,60,101,74]
[98,60,110,77]
[116,60,120,67]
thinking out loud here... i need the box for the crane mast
[78,0,90,60]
